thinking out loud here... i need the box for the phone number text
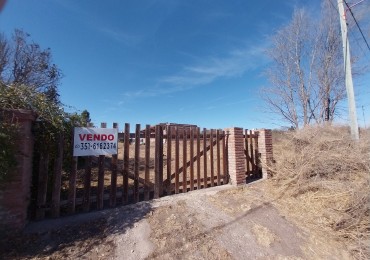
[76,142,117,150]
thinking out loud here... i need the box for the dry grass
[268,125,370,259]
[251,223,279,247]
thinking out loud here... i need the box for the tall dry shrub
[270,125,369,259]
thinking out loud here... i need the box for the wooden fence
[244,130,262,181]
[31,123,229,220]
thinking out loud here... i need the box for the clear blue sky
[1,0,369,130]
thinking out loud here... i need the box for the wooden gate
[244,130,262,181]
[120,124,228,201]
[30,123,228,219]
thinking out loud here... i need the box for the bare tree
[264,9,314,128]
[263,0,353,128]
[0,29,62,103]
[314,0,345,122]
[0,33,9,78]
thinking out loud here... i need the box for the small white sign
[73,127,118,156]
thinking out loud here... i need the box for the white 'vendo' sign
[73,127,118,156]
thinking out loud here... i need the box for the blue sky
[1,0,369,130]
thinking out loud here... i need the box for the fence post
[154,125,164,198]
[97,122,106,210]
[51,133,64,218]
[257,129,273,179]
[224,127,245,186]
[110,122,118,206]
[0,109,35,232]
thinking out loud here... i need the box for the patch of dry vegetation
[268,125,370,259]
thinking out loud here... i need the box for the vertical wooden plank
[166,126,172,194]
[154,125,163,198]
[175,126,180,194]
[144,124,150,201]
[123,123,130,204]
[110,123,118,207]
[158,126,164,196]
[203,128,208,188]
[68,155,77,214]
[51,133,64,217]
[216,130,221,186]
[82,156,92,212]
[210,129,214,187]
[97,122,106,210]
[196,127,201,190]
[182,128,187,193]
[83,123,94,212]
[189,128,194,191]
[36,152,49,220]
[222,130,228,184]
[254,133,259,177]
[249,130,255,178]
[245,129,250,177]
[134,124,140,202]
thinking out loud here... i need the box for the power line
[343,0,370,51]
[329,0,338,11]
[330,0,370,60]
[348,24,370,61]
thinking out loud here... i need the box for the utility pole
[337,0,359,140]
[362,105,366,128]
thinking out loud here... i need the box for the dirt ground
[0,180,353,260]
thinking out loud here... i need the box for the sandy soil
[0,180,352,260]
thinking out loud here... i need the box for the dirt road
[1,181,351,259]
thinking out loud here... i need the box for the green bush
[0,120,18,182]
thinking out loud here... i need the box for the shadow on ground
[0,201,152,259]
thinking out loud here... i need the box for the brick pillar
[224,127,245,186]
[258,129,273,179]
[0,109,35,233]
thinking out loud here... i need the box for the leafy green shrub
[0,120,18,182]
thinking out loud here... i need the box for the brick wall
[0,109,35,233]
[224,127,245,186]
[257,129,274,179]
[225,127,274,186]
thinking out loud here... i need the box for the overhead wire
[330,0,370,60]
[343,0,370,51]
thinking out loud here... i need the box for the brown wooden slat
[182,128,187,193]
[68,156,77,214]
[154,125,164,198]
[175,175,226,190]
[203,128,208,188]
[36,152,49,220]
[249,130,254,177]
[144,124,150,201]
[60,174,227,207]
[123,123,130,204]
[134,124,140,202]
[166,126,172,194]
[210,129,214,187]
[196,127,201,190]
[245,129,250,177]
[51,133,64,217]
[189,128,194,191]
[254,134,259,177]
[169,137,217,181]
[97,122,106,210]
[175,126,180,194]
[223,130,228,184]
[216,130,221,186]
[124,171,154,188]
[110,123,118,207]
[82,156,92,212]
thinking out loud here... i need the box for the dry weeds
[268,125,370,259]
[251,223,279,247]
